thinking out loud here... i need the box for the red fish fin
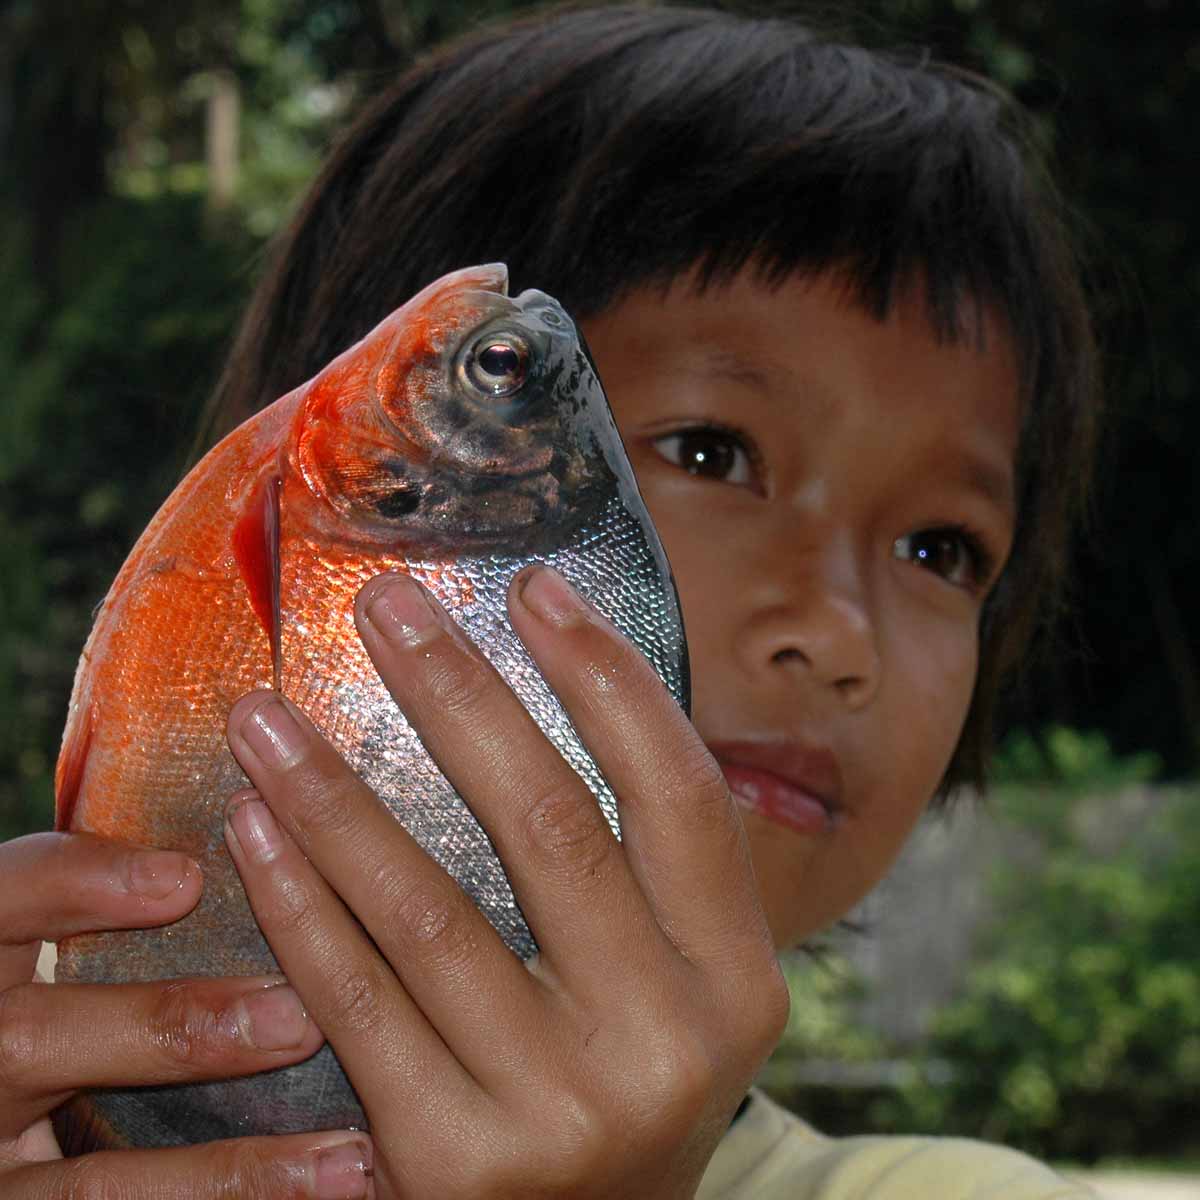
[55,699,96,831]
[233,472,283,690]
[409,263,509,308]
[456,261,509,295]
[54,1095,130,1153]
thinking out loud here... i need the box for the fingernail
[516,566,588,627]
[365,574,441,646]
[241,695,308,769]
[312,1136,373,1199]
[237,982,309,1051]
[126,850,194,900]
[226,794,284,864]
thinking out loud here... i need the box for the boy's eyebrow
[957,455,1016,517]
[699,349,776,392]
[693,348,1017,515]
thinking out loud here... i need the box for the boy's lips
[708,739,843,836]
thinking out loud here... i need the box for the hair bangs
[523,24,1049,391]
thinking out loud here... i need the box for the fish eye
[462,333,531,398]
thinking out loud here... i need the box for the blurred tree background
[1,0,1197,1162]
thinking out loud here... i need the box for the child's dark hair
[210,1,1099,795]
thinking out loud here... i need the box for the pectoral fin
[54,696,96,831]
[232,471,283,689]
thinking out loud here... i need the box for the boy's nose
[736,551,881,711]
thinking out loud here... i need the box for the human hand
[0,831,373,1197]
[223,565,790,1199]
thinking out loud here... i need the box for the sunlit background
[2,1,1197,1190]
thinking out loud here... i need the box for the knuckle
[612,1025,716,1142]
[572,629,666,716]
[263,871,321,940]
[0,986,39,1093]
[750,959,792,1052]
[56,1156,127,1200]
[286,766,367,841]
[549,1089,604,1150]
[716,952,792,1062]
[518,779,613,881]
[40,830,74,882]
[451,1158,525,1198]
[55,1141,303,1200]
[390,875,477,966]
[322,965,387,1037]
[148,980,221,1070]
[577,637,639,704]
[541,1093,612,1181]
[209,1139,295,1200]
[675,749,734,832]
[420,648,494,723]
[650,1029,717,1115]
[462,1100,605,1194]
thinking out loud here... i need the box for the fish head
[292,263,631,554]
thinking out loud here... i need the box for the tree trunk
[205,68,241,221]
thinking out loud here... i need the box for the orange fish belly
[57,397,295,981]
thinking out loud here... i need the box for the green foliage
[880,785,1200,1162]
[0,197,255,839]
[991,726,1162,793]
[987,727,1163,848]
[111,0,361,233]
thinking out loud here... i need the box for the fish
[51,263,689,1148]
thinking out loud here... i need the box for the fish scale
[52,264,689,1148]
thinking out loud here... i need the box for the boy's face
[581,269,1021,949]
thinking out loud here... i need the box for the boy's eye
[651,426,756,486]
[893,527,992,590]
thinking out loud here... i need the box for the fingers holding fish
[507,567,780,980]
[220,782,490,1118]
[0,975,324,1140]
[353,570,662,976]
[221,559,763,1196]
[354,564,767,981]
[221,693,752,1199]
[222,691,537,1073]
[349,569,779,1153]
[3,1130,373,1199]
[0,833,201,990]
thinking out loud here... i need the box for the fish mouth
[708,738,844,836]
